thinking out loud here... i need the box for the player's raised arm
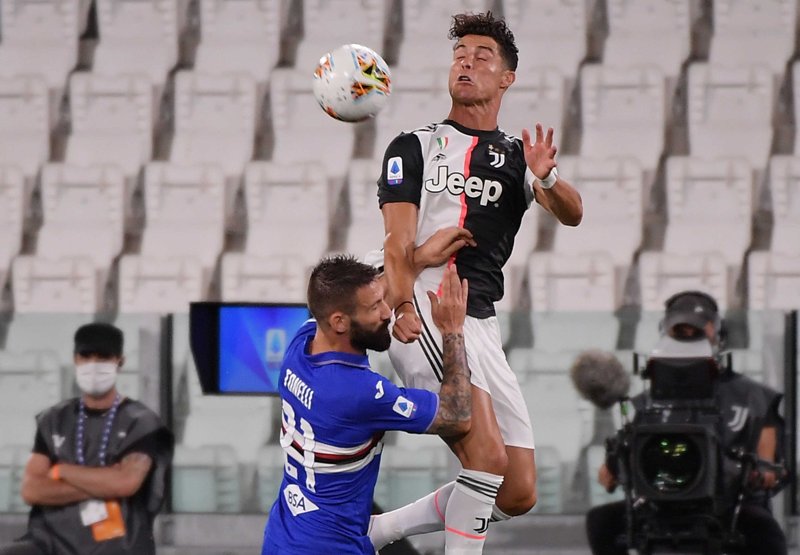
[523,124,583,226]
[383,203,423,343]
[425,265,471,437]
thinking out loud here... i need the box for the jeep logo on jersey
[424,166,502,206]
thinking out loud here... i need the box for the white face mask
[75,362,118,396]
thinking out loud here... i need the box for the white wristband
[539,167,558,189]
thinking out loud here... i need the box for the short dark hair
[74,323,124,357]
[307,254,381,323]
[449,11,519,71]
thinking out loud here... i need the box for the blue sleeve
[377,132,424,208]
[349,372,439,434]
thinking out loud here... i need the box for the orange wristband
[48,464,61,481]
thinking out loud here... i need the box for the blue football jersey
[262,320,439,555]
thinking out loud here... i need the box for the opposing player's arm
[55,451,153,499]
[21,453,91,506]
[522,124,582,227]
[425,265,472,437]
[412,226,476,273]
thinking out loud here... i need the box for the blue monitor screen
[218,304,311,394]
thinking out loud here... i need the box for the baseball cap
[662,291,719,337]
[74,323,124,357]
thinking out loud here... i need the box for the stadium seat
[0,350,61,447]
[221,255,308,303]
[172,445,242,513]
[118,257,204,314]
[12,256,99,313]
[603,0,693,79]
[748,251,800,310]
[528,252,620,351]
[256,443,285,513]
[376,433,451,511]
[767,156,800,255]
[0,445,31,513]
[345,160,384,258]
[93,0,185,89]
[709,0,796,75]
[2,313,93,367]
[295,0,386,72]
[194,0,280,81]
[498,67,566,132]
[269,68,355,178]
[171,71,258,178]
[503,0,588,77]
[396,0,492,70]
[373,67,451,156]
[550,156,643,267]
[0,168,25,290]
[580,64,666,172]
[687,63,773,169]
[64,72,153,178]
[663,156,753,267]
[0,0,84,88]
[522,373,584,464]
[0,75,50,180]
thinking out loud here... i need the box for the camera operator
[585,291,786,555]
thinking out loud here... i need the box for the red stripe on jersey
[439,135,479,295]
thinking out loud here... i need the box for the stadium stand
[0,75,50,181]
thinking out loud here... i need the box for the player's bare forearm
[534,177,583,226]
[427,332,471,437]
[58,452,153,499]
[382,203,419,308]
[21,474,91,506]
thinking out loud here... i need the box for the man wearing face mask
[0,323,173,555]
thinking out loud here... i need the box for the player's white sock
[444,469,504,554]
[490,505,513,522]
[368,481,455,551]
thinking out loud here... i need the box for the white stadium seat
[118,256,204,313]
[194,0,281,81]
[498,68,566,133]
[93,0,184,88]
[396,0,492,70]
[0,75,50,179]
[12,256,98,313]
[37,165,125,269]
[767,156,800,255]
[748,252,800,310]
[65,72,153,177]
[0,0,83,88]
[171,71,258,178]
[550,156,643,267]
[638,252,728,313]
[604,0,693,79]
[0,169,25,290]
[504,0,589,76]
[172,445,241,513]
[688,63,773,168]
[221,254,308,303]
[270,68,355,178]
[709,0,796,75]
[580,64,666,172]
[295,0,386,72]
[345,160,384,258]
[663,156,753,266]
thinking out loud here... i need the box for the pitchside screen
[190,302,311,395]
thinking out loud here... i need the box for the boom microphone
[570,350,631,410]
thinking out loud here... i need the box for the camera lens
[640,435,702,494]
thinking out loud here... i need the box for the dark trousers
[585,500,787,555]
[0,540,44,555]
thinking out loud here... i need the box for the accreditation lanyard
[76,395,121,467]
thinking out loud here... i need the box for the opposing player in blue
[261,255,472,554]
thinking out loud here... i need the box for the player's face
[349,280,392,352]
[449,34,512,105]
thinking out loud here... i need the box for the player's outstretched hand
[522,123,557,180]
[415,226,477,270]
[427,265,467,335]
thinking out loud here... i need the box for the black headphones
[660,290,726,348]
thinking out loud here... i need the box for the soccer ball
[312,44,391,123]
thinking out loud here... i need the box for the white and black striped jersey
[378,119,536,318]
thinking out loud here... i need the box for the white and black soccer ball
[312,44,391,123]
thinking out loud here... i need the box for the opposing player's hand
[392,303,422,343]
[427,265,467,335]
[522,123,557,180]
[414,226,477,271]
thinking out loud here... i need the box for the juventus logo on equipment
[489,150,505,168]
[727,406,749,432]
[473,517,490,534]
